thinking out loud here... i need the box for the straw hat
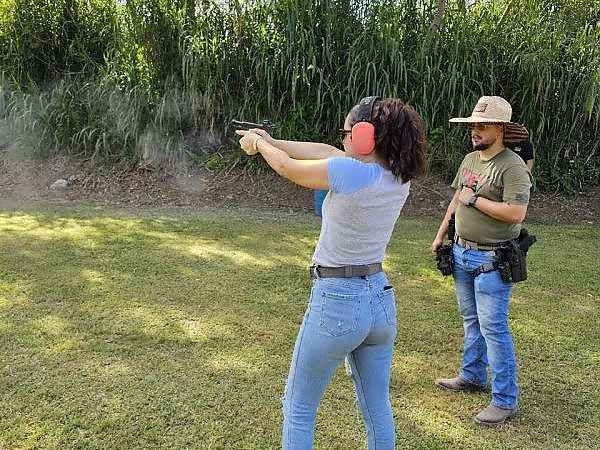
[450,96,529,142]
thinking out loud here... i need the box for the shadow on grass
[0,210,315,448]
[0,210,598,449]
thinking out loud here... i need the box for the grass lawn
[0,200,598,449]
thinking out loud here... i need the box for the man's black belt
[310,263,383,279]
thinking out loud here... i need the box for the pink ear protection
[351,96,381,155]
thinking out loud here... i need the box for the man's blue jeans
[282,272,396,450]
[452,243,519,409]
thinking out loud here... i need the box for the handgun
[230,119,277,132]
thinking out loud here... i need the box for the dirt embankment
[0,153,598,225]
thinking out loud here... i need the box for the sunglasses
[338,128,352,141]
[467,123,502,131]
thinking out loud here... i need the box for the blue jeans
[282,272,396,450]
[452,243,519,409]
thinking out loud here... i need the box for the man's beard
[473,142,492,151]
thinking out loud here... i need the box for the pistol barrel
[231,119,277,131]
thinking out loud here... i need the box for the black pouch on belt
[436,244,454,276]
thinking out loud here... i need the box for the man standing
[430,96,532,426]
[505,139,534,172]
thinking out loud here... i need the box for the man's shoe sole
[435,380,489,393]
[474,414,516,426]
[474,408,518,426]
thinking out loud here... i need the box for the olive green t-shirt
[451,148,532,243]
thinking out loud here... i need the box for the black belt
[456,236,509,251]
[310,263,383,279]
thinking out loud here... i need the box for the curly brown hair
[349,98,427,182]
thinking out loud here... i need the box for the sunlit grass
[0,202,598,449]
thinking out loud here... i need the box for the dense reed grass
[0,0,598,191]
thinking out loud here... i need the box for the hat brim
[503,122,530,142]
[449,116,511,123]
[449,118,530,141]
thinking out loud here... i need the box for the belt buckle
[460,237,480,250]
[469,241,485,251]
[473,241,494,251]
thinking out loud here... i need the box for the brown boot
[434,376,488,392]
[474,404,518,426]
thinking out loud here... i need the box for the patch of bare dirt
[0,153,598,225]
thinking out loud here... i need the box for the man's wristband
[468,195,478,207]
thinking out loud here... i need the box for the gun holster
[494,228,537,283]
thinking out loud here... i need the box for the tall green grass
[0,0,598,191]
[0,76,221,171]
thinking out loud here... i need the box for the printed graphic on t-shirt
[461,169,487,191]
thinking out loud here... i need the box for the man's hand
[458,187,476,205]
[431,237,444,257]
[235,130,262,155]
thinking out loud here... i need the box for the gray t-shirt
[312,157,410,267]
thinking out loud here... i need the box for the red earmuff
[351,121,376,154]
[350,96,381,155]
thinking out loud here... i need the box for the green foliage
[0,0,598,191]
[1,76,147,164]
[0,0,118,85]
[0,75,222,171]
